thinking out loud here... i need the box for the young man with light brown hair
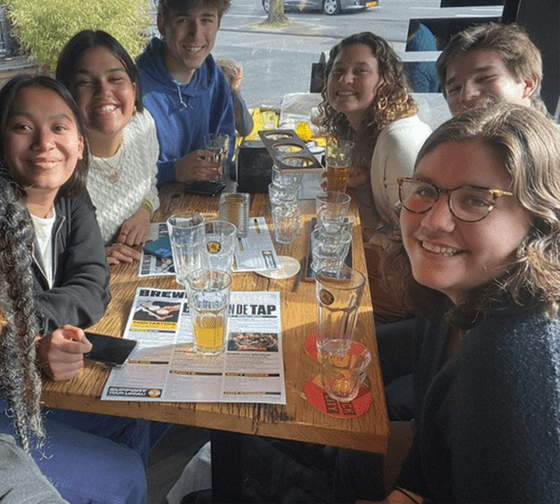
[137,0,235,185]
[436,23,547,115]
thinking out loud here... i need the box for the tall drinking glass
[204,133,229,184]
[315,265,366,354]
[201,220,237,274]
[325,139,354,192]
[167,212,205,286]
[186,269,232,356]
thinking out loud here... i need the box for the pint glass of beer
[325,139,354,192]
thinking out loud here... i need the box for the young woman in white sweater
[57,30,160,265]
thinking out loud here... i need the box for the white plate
[257,256,300,280]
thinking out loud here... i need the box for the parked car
[262,0,377,16]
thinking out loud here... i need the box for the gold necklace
[91,138,126,185]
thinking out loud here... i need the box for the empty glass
[200,220,237,274]
[310,228,352,273]
[167,212,205,286]
[315,265,366,354]
[272,205,301,245]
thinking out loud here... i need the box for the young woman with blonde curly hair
[315,31,432,240]
[316,32,432,323]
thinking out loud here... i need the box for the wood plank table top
[41,184,389,454]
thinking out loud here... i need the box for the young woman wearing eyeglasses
[371,103,560,503]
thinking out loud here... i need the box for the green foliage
[5,0,151,74]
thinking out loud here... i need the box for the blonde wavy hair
[390,103,560,323]
[315,32,418,169]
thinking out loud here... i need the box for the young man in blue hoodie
[137,0,235,185]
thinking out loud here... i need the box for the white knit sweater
[87,109,160,244]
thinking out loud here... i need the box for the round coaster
[257,256,300,280]
[304,374,372,418]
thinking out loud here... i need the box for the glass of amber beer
[325,139,354,192]
[186,269,232,355]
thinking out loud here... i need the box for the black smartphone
[184,181,226,197]
[84,332,137,368]
[144,235,173,259]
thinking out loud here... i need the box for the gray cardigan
[398,305,560,503]
[0,434,68,503]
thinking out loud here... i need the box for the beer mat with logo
[304,374,372,418]
[305,218,352,281]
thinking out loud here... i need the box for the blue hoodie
[137,37,235,185]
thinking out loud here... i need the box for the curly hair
[0,175,44,451]
[389,103,560,324]
[436,23,547,115]
[0,75,89,199]
[315,32,418,170]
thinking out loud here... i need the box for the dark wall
[511,0,560,116]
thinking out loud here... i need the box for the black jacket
[32,192,110,334]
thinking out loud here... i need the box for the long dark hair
[0,75,89,199]
[56,29,144,112]
[0,177,44,451]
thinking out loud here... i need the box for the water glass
[321,339,371,402]
[167,212,205,286]
[272,205,301,245]
[272,164,303,188]
[219,192,250,238]
[268,182,299,208]
[315,265,366,353]
[186,269,232,356]
[201,220,237,274]
[310,228,352,273]
[315,191,351,223]
[317,211,355,236]
[204,133,229,184]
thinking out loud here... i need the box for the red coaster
[304,374,372,418]
[305,333,319,361]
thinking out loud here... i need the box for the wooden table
[42,184,389,459]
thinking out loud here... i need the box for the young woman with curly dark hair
[315,32,432,323]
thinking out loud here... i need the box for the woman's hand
[116,207,152,247]
[231,65,243,91]
[174,150,220,183]
[36,325,92,381]
[106,243,141,265]
[347,164,370,188]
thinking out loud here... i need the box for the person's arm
[35,193,110,334]
[0,434,70,503]
[111,110,162,261]
[231,89,253,137]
